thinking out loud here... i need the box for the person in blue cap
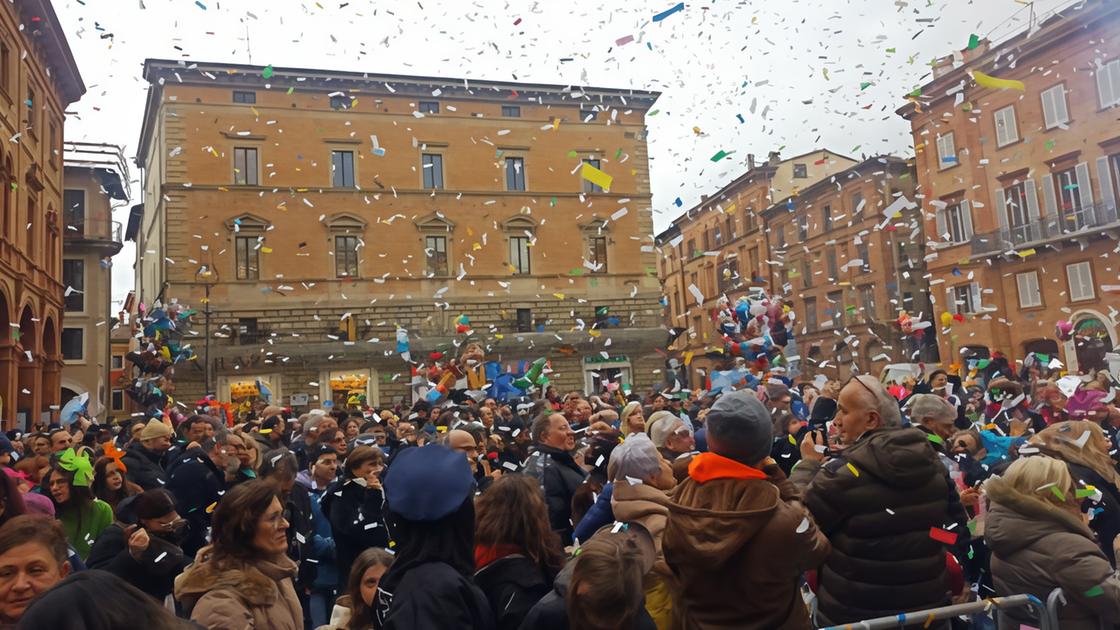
[374,444,495,630]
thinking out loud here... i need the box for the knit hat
[384,444,474,522]
[261,405,285,421]
[705,390,773,464]
[138,420,173,441]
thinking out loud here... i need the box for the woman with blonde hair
[619,401,646,435]
[985,455,1120,629]
[1029,420,1120,562]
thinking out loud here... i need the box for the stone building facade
[0,0,84,429]
[898,0,1120,374]
[133,59,665,408]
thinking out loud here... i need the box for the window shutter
[1099,61,1114,108]
[946,287,957,315]
[961,200,974,240]
[1097,156,1116,213]
[1016,273,1029,308]
[970,282,982,313]
[1041,89,1056,126]
[1025,179,1041,221]
[1075,161,1094,208]
[935,208,947,240]
[1055,87,1069,124]
[1040,176,1056,218]
[995,188,1009,234]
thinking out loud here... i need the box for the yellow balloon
[940,312,953,327]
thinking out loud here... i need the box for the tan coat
[175,546,303,630]
[613,479,676,630]
[985,475,1120,630]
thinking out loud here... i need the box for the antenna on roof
[245,22,253,65]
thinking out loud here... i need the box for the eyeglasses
[844,375,879,400]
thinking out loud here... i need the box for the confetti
[970,70,1025,91]
[929,527,958,545]
[580,161,613,191]
[652,2,685,22]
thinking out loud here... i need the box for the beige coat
[175,546,303,630]
[985,476,1120,630]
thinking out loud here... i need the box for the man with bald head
[792,375,967,626]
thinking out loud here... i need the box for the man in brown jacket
[662,390,830,629]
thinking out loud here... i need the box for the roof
[64,142,130,201]
[19,0,85,104]
[763,155,911,217]
[137,58,661,164]
[896,0,1118,118]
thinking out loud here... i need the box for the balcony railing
[970,200,1120,255]
[64,218,123,245]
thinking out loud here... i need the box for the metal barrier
[1045,588,1109,630]
[816,594,1049,629]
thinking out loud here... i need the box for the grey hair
[854,375,902,428]
[608,433,662,482]
[905,394,956,424]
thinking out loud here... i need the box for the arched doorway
[1023,339,1061,365]
[16,306,38,431]
[1072,317,1114,373]
[0,290,9,426]
[42,317,60,420]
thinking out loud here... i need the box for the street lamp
[195,264,218,396]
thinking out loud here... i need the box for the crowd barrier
[814,594,1050,629]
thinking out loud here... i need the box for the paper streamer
[971,70,1025,91]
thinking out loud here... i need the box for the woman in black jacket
[474,475,565,630]
[85,489,190,601]
[321,445,389,590]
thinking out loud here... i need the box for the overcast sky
[51,0,1078,314]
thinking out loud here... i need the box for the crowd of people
[0,354,1118,629]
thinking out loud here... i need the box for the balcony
[64,218,124,255]
[970,200,1120,256]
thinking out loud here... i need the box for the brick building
[0,0,84,429]
[898,0,1120,374]
[762,155,936,380]
[60,142,128,419]
[133,59,665,408]
[656,149,857,389]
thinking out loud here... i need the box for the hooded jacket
[663,453,830,629]
[791,427,967,625]
[175,546,303,630]
[121,442,168,490]
[613,479,677,628]
[522,444,588,545]
[985,474,1120,630]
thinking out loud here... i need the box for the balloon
[940,312,953,328]
[1055,320,1074,341]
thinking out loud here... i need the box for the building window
[422,153,444,189]
[233,90,256,104]
[505,157,526,191]
[61,328,83,361]
[803,297,818,332]
[111,355,123,370]
[798,220,808,241]
[0,42,9,94]
[582,159,603,193]
[775,224,786,250]
[1098,59,1120,108]
[111,389,124,411]
[588,236,608,273]
[233,147,258,185]
[686,239,696,258]
[418,101,439,114]
[1053,167,1086,230]
[1041,84,1070,129]
[936,132,956,169]
[502,105,521,117]
[826,291,843,325]
[329,94,352,110]
[857,242,870,273]
[941,201,974,243]
[63,260,84,312]
[951,284,980,314]
[334,235,359,277]
[994,105,1019,147]
[793,163,808,178]
[1066,261,1095,302]
[238,318,258,344]
[801,258,812,288]
[235,236,260,280]
[63,189,85,234]
[516,308,533,332]
[425,235,448,276]
[718,259,739,293]
[713,226,723,247]
[509,236,531,275]
[1016,271,1042,308]
[744,209,756,231]
[725,216,734,240]
[48,123,57,168]
[859,285,876,319]
[331,150,355,187]
[822,205,833,231]
[826,248,838,279]
[580,106,598,122]
[702,229,711,251]
[851,191,864,215]
[25,86,35,136]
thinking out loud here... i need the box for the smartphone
[811,429,831,457]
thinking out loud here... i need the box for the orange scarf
[688,452,768,483]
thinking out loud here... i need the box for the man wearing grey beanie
[661,390,830,629]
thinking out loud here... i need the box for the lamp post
[195,265,217,396]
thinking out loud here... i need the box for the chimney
[701,194,709,201]
[767,151,780,165]
[747,153,756,169]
